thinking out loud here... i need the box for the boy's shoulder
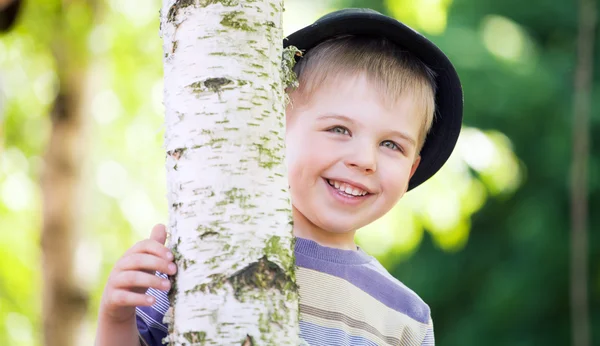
[365,257,431,321]
[295,240,431,325]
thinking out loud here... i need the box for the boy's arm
[95,314,141,346]
[136,279,170,345]
[95,224,175,346]
[420,318,435,346]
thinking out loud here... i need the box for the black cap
[284,8,463,191]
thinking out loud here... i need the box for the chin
[315,219,362,235]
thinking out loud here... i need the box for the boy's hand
[99,224,177,323]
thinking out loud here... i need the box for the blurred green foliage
[0,0,597,345]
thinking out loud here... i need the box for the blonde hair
[290,35,437,152]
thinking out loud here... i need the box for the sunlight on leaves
[1,172,35,211]
[283,0,336,35]
[481,15,538,69]
[91,89,124,125]
[96,160,129,198]
[5,312,33,346]
[358,127,522,256]
[385,0,452,35]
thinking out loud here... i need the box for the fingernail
[168,263,176,273]
[162,280,171,288]
[166,252,173,260]
[147,296,154,304]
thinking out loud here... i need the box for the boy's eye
[381,140,402,152]
[328,126,350,135]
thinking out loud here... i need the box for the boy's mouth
[325,178,372,197]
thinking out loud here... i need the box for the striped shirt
[136,237,435,345]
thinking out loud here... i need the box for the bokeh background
[0,0,598,345]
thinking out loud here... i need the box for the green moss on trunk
[200,0,240,6]
[183,331,207,344]
[281,45,301,92]
[221,11,256,32]
[168,0,241,23]
[185,255,297,300]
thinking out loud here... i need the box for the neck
[292,206,358,251]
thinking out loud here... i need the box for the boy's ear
[402,156,422,195]
[409,155,421,180]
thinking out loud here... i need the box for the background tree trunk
[0,0,21,32]
[40,1,95,345]
[160,0,298,345]
[570,0,596,344]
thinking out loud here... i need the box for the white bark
[160,0,298,345]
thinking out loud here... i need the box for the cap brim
[284,11,463,190]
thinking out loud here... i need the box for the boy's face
[286,73,422,245]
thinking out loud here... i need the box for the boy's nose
[344,146,377,174]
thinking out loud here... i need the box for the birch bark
[160,0,298,344]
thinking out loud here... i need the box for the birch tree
[160,0,299,344]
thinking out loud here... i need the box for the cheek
[286,132,333,189]
[285,134,311,190]
[380,160,413,199]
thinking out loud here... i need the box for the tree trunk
[570,0,595,344]
[0,0,21,32]
[160,0,298,345]
[40,1,93,345]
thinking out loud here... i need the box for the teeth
[327,179,368,196]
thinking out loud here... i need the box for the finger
[150,224,167,245]
[117,253,177,275]
[110,271,171,291]
[124,239,173,261]
[107,289,157,308]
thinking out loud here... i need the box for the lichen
[207,137,227,147]
[253,142,283,169]
[199,0,239,6]
[221,11,255,32]
[216,187,257,209]
[168,0,241,23]
[264,236,294,275]
[184,255,296,302]
[163,307,175,345]
[167,238,182,306]
[281,46,302,103]
[183,331,207,344]
[229,255,295,299]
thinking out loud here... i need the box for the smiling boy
[95,8,462,346]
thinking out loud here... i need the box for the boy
[95,8,462,346]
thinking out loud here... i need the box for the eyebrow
[317,113,417,147]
